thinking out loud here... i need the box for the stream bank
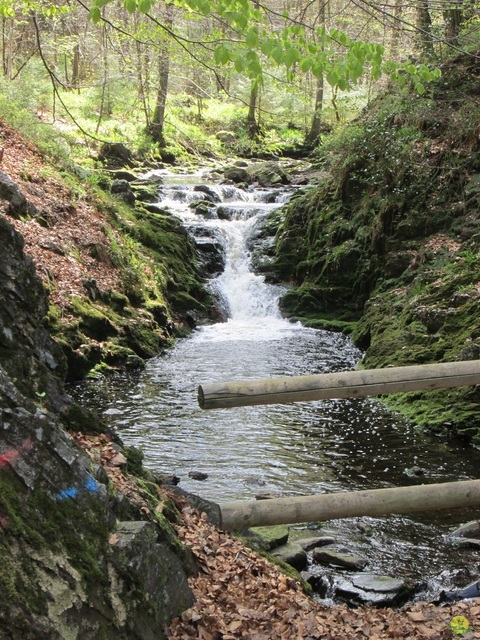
[258,52,480,444]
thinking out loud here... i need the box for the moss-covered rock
[268,53,480,443]
[0,213,195,638]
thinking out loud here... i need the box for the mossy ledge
[265,52,480,445]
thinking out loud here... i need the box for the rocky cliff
[0,212,194,638]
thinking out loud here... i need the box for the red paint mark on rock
[0,437,32,467]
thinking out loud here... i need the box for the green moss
[235,532,312,596]
[270,57,480,443]
[0,469,110,597]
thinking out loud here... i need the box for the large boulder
[99,142,134,168]
[246,162,290,187]
[0,170,37,218]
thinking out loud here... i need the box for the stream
[75,170,480,602]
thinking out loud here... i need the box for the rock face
[0,215,194,639]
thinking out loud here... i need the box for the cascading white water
[155,177,300,341]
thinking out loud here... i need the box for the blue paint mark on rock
[56,475,100,500]
[57,486,78,500]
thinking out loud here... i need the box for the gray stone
[111,179,136,205]
[246,161,290,187]
[216,130,235,143]
[450,520,480,539]
[335,574,410,606]
[224,166,251,184]
[99,142,134,167]
[451,537,480,549]
[247,525,290,551]
[188,470,208,480]
[296,536,336,551]
[110,521,194,639]
[193,184,221,203]
[0,170,37,218]
[351,574,405,593]
[271,542,308,571]
[312,548,367,571]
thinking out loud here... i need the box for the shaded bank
[263,52,480,444]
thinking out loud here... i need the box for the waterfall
[155,178,294,340]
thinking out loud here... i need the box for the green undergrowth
[267,52,480,443]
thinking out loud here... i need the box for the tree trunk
[71,42,80,90]
[2,17,13,79]
[305,0,326,146]
[305,75,324,145]
[443,3,463,44]
[246,80,260,137]
[389,0,403,58]
[416,0,435,59]
[149,5,173,146]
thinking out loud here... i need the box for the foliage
[0,63,71,160]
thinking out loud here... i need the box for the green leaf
[414,80,426,95]
[234,56,247,72]
[300,57,312,72]
[198,0,211,15]
[138,0,153,12]
[245,28,258,49]
[271,46,284,64]
[284,47,300,68]
[214,44,231,65]
[260,39,274,56]
[326,69,339,87]
[88,6,102,22]
[124,0,137,14]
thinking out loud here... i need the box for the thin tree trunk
[416,0,435,59]
[247,80,260,137]
[305,75,324,145]
[71,43,80,89]
[149,4,173,146]
[305,0,326,146]
[390,0,403,58]
[2,17,13,79]
[443,3,463,44]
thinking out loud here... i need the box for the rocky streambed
[240,518,480,607]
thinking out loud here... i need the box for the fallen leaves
[69,431,151,513]
[165,502,480,639]
[0,119,121,312]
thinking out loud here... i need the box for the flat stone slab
[271,543,307,571]
[296,536,336,551]
[247,525,289,551]
[312,548,367,571]
[351,574,406,593]
[451,537,480,549]
[450,520,480,539]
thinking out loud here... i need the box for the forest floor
[164,497,479,640]
[2,118,480,640]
